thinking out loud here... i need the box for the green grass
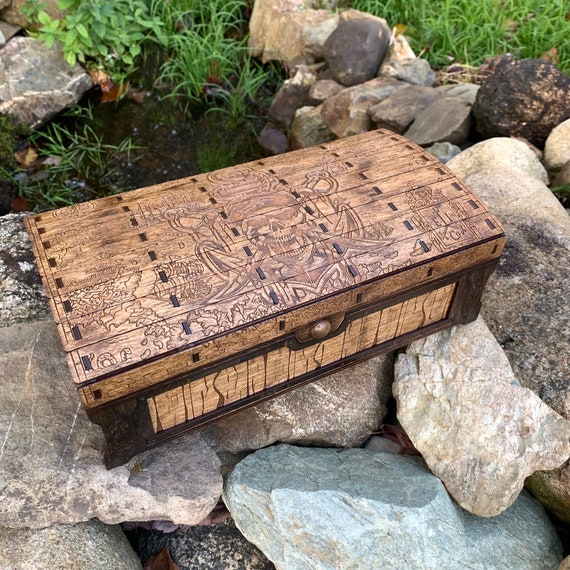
[348,0,570,74]
[148,0,274,123]
[7,105,141,211]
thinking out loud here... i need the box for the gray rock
[268,66,316,129]
[368,84,439,133]
[137,520,274,570]
[224,445,563,570]
[257,122,289,155]
[0,36,92,128]
[0,320,222,528]
[473,59,570,147]
[201,353,393,454]
[0,21,20,46]
[436,82,480,105]
[394,315,570,516]
[0,213,50,326]
[379,57,436,86]
[321,76,408,138]
[449,155,570,522]
[0,519,142,570]
[309,79,343,103]
[424,141,462,163]
[290,105,335,149]
[322,10,390,87]
[447,137,549,184]
[544,118,570,174]
[404,96,472,146]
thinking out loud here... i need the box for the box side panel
[76,237,503,409]
[146,282,456,432]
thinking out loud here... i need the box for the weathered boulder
[379,57,436,86]
[0,320,223,529]
[247,0,336,69]
[267,66,316,129]
[447,137,549,184]
[201,354,393,454]
[544,118,570,174]
[257,122,289,155]
[289,105,335,149]
[322,10,391,87]
[0,213,50,326]
[0,36,92,128]
[394,315,570,516]
[321,76,407,138]
[224,444,563,570]
[446,153,570,417]
[0,520,142,570]
[381,32,415,64]
[368,84,439,133]
[473,59,570,147]
[404,96,472,146]
[436,82,480,105]
[309,79,343,103]
[448,140,570,522]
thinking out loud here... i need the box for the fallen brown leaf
[143,547,180,570]
[11,196,29,212]
[14,147,38,168]
[540,47,559,65]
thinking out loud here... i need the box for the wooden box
[25,130,505,468]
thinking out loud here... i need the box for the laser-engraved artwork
[24,129,505,468]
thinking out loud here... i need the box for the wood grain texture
[25,128,505,433]
[25,130,504,392]
[147,282,456,432]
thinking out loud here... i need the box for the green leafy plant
[30,0,166,81]
[7,105,142,211]
[149,0,273,122]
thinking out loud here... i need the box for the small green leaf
[76,23,89,39]
[65,51,77,66]
[57,0,78,10]
[37,11,52,26]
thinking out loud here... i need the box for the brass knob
[310,319,332,339]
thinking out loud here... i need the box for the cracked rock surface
[394,315,570,516]
[0,320,223,529]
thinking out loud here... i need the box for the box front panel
[146,282,456,433]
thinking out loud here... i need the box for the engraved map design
[25,130,504,387]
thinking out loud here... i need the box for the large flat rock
[0,320,222,529]
[224,444,563,570]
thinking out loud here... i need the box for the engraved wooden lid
[25,130,505,386]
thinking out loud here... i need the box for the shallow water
[87,90,268,195]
